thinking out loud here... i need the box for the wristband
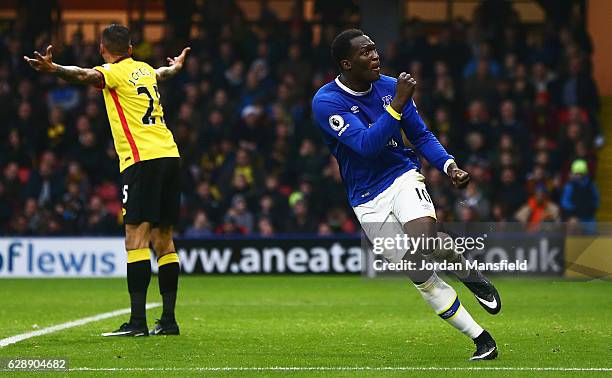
[443,159,456,176]
[385,105,402,120]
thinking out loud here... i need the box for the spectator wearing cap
[237,104,267,150]
[561,159,599,225]
[286,193,317,233]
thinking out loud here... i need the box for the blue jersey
[312,75,453,207]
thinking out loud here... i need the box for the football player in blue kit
[312,29,501,361]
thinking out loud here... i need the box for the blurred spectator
[25,151,63,208]
[184,210,213,238]
[317,222,333,236]
[286,196,317,233]
[277,43,312,88]
[237,104,266,150]
[47,79,80,111]
[515,184,561,231]
[294,139,322,182]
[561,159,599,224]
[84,195,119,235]
[132,28,154,61]
[526,164,555,196]
[455,182,490,220]
[463,59,498,102]
[257,217,276,237]
[12,101,45,154]
[218,148,263,196]
[68,130,105,180]
[325,207,357,234]
[216,217,248,235]
[23,198,41,234]
[188,181,222,225]
[496,100,531,156]
[531,61,555,99]
[58,181,86,233]
[494,168,527,213]
[224,194,254,233]
[1,129,32,167]
[11,214,29,236]
[2,162,22,205]
[463,42,501,78]
[257,194,281,232]
[554,57,599,114]
[46,107,68,152]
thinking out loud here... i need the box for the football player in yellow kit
[25,24,190,336]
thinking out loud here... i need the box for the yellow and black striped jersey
[94,57,180,172]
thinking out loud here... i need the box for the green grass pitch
[0,276,610,377]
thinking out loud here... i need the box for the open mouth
[371,66,381,73]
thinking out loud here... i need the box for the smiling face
[341,35,381,83]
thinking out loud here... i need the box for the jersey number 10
[414,188,432,203]
[137,85,165,125]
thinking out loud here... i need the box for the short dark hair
[331,29,364,69]
[101,24,131,55]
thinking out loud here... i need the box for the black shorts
[121,157,180,226]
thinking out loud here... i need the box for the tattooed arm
[155,47,191,82]
[24,45,103,87]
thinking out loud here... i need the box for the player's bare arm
[24,45,103,87]
[155,47,191,81]
[446,161,470,189]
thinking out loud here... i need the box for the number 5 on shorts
[122,185,129,204]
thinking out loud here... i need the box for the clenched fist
[389,72,417,115]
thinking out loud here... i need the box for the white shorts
[353,169,436,263]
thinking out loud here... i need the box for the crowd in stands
[0,1,601,236]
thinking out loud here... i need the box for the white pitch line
[0,303,161,348]
[72,367,612,372]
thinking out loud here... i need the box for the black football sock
[127,248,152,327]
[157,252,180,324]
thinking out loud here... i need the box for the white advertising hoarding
[0,238,127,277]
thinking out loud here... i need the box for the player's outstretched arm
[155,47,191,81]
[24,45,103,87]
